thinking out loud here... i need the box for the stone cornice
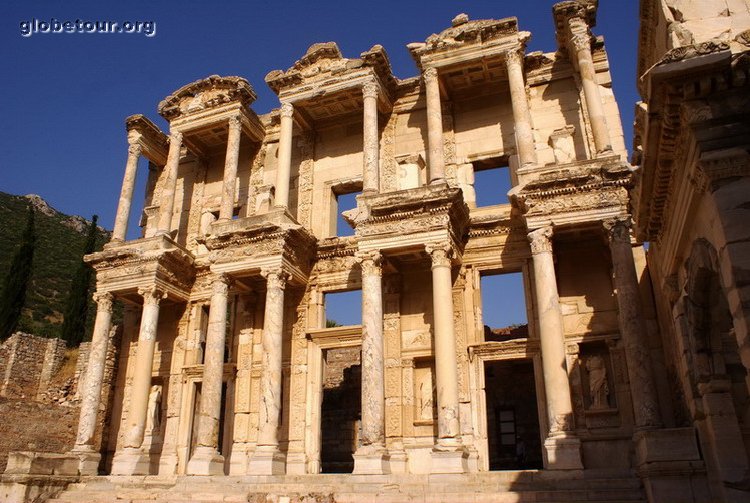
[125,114,169,166]
[158,75,257,121]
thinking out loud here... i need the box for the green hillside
[0,192,110,340]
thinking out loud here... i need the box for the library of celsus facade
[4,1,750,502]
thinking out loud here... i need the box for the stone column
[604,218,662,429]
[112,141,142,242]
[219,116,242,222]
[569,26,611,154]
[424,67,445,184]
[187,274,232,475]
[275,102,294,209]
[504,48,537,168]
[249,268,289,474]
[157,131,183,235]
[111,286,165,475]
[70,291,113,472]
[353,251,389,474]
[426,242,468,473]
[527,227,582,469]
[362,80,380,194]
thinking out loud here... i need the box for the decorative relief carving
[603,217,632,244]
[355,250,383,277]
[380,112,398,192]
[297,132,315,227]
[280,102,294,118]
[139,286,166,306]
[426,242,453,267]
[657,39,730,66]
[527,227,553,254]
[585,355,609,410]
[262,267,290,291]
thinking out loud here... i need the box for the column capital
[423,66,439,83]
[212,273,233,295]
[227,115,242,131]
[362,79,380,100]
[169,130,183,144]
[356,250,383,276]
[503,47,525,68]
[527,227,553,255]
[262,267,290,290]
[138,286,166,306]
[569,32,591,54]
[127,142,143,157]
[603,217,632,244]
[426,242,453,268]
[280,102,294,118]
[93,291,114,313]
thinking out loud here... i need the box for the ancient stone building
[3,1,750,502]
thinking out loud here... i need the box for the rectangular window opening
[324,289,362,327]
[480,272,528,341]
[473,158,512,207]
[333,191,360,237]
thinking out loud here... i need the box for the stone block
[634,427,701,465]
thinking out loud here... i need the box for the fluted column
[504,48,537,168]
[112,141,142,242]
[353,251,388,474]
[528,227,582,469]
[249,268,289,474]
[219,117,242,221]
[362,80,380,194]
[157,131,183,235]
[604,218,662,429]
[187,274,232,475]
[569,25,611,154]
[111,286,165,475]
[424,67,445,184]
[72,292,113,455]
[275,102,294,209]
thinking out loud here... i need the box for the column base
[388,449,408,474]
[353,445,390,475]
[248,447,286,475]
[70,448,101,476]
[186,446,225,476]
[544,434,583,470]
[430,441,469,474]
[158,452,178,475]
[110,447,151,475]
[285,452,308,475]
[228,446,250,476]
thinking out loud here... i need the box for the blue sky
[0,0,640,327]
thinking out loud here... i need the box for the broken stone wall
[0,332,66,399]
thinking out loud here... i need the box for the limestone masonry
[3,1,750,502]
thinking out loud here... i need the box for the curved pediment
[158,75,257,120]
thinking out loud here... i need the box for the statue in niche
[586,355,609,409]
[145,384,162,436]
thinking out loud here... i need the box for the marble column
[112,140,142,242]
[219,116,242,222]
[527,227,582,469]
[249,268,289,474]
[604,218,662,429]
[111,286,165,475]
[353,250,389,474]
[70,291,113,473]
[362,80,380,195]
[275,102,294,209]
[426,242,468,473]
[504,48,537,168]
[424,67,445,184]
[569,27,611,154]
[187,274,232,475]
[157,131,183,235]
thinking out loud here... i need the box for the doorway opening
[320,346,361,473]
[484,359,543,470]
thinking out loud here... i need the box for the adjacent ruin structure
[3,1,750,501]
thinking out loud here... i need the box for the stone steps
[47,472,646,503]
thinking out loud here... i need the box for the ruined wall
[0,332,66,399]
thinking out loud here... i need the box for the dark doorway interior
[320,347,361,473]
[485,359,543,470]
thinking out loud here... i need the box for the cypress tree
[61,215,99,347]
[0,205,36,340]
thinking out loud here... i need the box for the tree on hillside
[0,205,36,340]
[60,215,99,347]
